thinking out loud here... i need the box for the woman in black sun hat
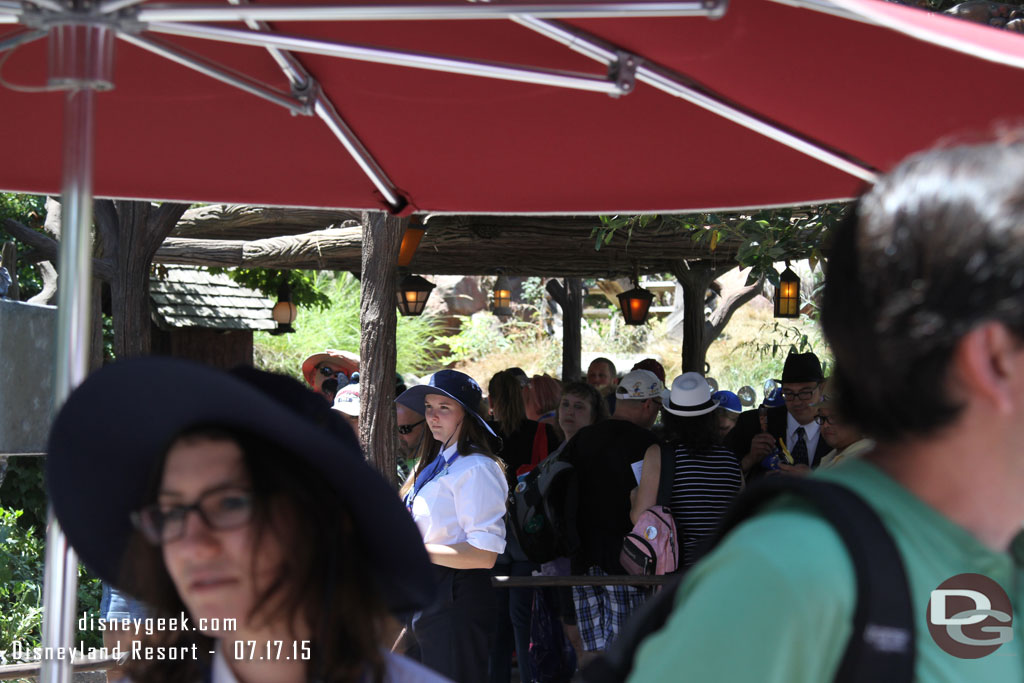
[47,357,448,683]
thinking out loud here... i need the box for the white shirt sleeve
[450,457,508,554]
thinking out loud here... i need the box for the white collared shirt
[408,444,508,554]
[786,412,822,467]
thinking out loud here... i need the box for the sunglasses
[398,420,425,435]
[317,365,340,378]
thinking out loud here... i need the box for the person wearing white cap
[560,369,663,660]
[632,373,744,569]
[332,383,360,432]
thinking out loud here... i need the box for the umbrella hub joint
[290,78,318,116]
[607,51,639,98]
[44,20,115,91]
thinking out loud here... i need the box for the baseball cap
[615,369,663,400]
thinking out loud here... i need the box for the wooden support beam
[152,218,739,278]
[358,212,405,484]
[547,278,583,381]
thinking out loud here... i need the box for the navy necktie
[791,426,809,466]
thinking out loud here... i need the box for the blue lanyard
[406,451,460,510]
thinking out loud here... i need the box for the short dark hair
[589,357,616,377]
[559,381,610,425]
[821,140,1024,442]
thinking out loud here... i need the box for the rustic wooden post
[547,277,582,381]
[671,263,720,373]
[358,211,406,483]
[671,262,762,374]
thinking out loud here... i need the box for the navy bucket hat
[46,357,434,615]
[395,369,497,439]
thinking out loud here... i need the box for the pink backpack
[620,505,678,576]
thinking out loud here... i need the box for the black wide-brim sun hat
[46,357,434,615]
[395,369,497,439]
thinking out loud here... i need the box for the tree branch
[2,217,115,282]
[27,261,57,305]
[146,202,190,255]
[705,278,764,342]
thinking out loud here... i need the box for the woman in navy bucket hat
[396,369,509,682]
[45,357,444,683]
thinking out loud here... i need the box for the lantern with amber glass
[617,277,654,326]
[397,218,426,268]
[269,283,297,335]
[492,274,513,317]
[773,264,800,318]
[396,274,435,316]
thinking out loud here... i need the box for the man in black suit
[726,352,829,476]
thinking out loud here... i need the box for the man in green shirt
[630,140,1024,682]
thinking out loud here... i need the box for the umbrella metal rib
[134,1,724,23]
[146,21,632,94]
[117,32,312,114]
[0,28,47,53]
[226,0,310,89]
[513,15,879,182]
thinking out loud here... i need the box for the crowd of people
[43,138,1024,683]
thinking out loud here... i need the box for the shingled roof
[150,265,276,331]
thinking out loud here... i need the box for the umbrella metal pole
[41,22,111,683]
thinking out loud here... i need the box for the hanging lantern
[397,218,427,268]
[396,274,435,316]
[269,282,297,335]
[492,273,513,317]
[617,277,654,326]
[774,264,800,318]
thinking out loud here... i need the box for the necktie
[791,426,808,466]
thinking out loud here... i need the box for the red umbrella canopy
[0,0,1022,213]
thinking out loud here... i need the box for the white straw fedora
[661,372,719,416]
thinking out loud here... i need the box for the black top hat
[776,352,824,384]
[45,357,434,615]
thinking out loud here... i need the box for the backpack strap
[583,478,915,683]
[654,440,678,507]
[717,478,915,683]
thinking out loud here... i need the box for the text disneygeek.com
[0,612,311,664]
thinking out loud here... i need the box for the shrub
[255,272,444,378]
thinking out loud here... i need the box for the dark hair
[821,140,1024,442]
[660,411,719,450]
[122,426,388,683]
[558,381,609,426]
[589,357,616,377]
[488,370,527,436]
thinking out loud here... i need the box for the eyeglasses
[814,414,837,426]
[781,388,818,401]
[317,365,338,378]
[131,487,253,545]
[398,420,425,435]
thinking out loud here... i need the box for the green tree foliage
[209,267,331,310]
[254,272,443,378]
[596,203,851,285]
[0,193,47,300]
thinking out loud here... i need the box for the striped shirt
[667,444,744,568]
